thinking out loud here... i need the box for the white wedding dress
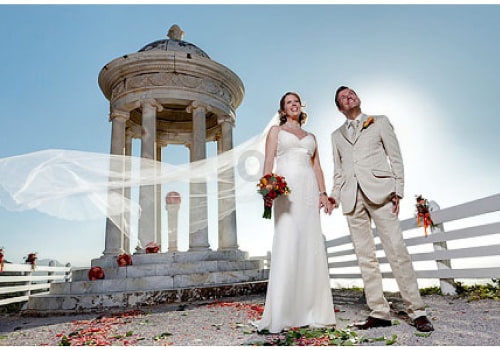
[255,129,336,333]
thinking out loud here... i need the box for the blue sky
[1,5,499,268]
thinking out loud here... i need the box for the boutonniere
[362,116,374,129]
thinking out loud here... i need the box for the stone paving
[0,290,499,346]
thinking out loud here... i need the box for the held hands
[319,195,330,214]
[319,194,335,215]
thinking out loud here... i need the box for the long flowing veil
[0,114,280,248]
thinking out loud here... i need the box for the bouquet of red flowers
[116,253,133,267]
[257,173,290,219]
[88,266,105,280]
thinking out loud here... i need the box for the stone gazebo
[26,26,267,312]
[98,24,244,256]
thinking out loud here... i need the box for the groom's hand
[391,195,400,216]
[326,197,336,215]
[319,196,331,215]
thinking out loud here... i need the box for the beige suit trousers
[347,187,427,320]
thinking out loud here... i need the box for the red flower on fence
[416,195,434,237]
[0,248,4,273]
[145,241,160,254]
[257,173,290,219]
[88,266,105,280]
[116,254,132,267]
[25,252,37,270]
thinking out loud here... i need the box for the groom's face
[337,89,361,114]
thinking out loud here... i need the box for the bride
[254,92,336,333]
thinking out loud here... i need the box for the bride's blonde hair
[278,92,308,126]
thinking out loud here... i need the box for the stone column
[156,143,163,251]
[166,192,181,252]
[216,115,238,251]
[123,128,133,254]
[186,101,210,251]
[137,97,163,251]
[103,109,129,256]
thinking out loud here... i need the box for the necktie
[349,120,359,141]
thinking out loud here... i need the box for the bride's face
[283,94,302,119]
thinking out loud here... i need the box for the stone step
[71,259,263,282]
[90,250,249,269]
[50,268,269,296]
[26,280,269,314]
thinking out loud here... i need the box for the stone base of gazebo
[26,251,268,314]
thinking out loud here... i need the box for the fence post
[48,260,56,285]
[429,200,457,296]
[65,263,72,282]
[24,266,33,298]
[266,251,271,270]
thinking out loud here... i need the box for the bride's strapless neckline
[280,129,313,142]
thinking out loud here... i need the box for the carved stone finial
[167,25,184,41]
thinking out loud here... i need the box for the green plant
[454,280,500,301]
[419,286,442,296]
[244,327,397,346]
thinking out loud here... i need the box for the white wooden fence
[253,193,500,295]
[0,261,71,307]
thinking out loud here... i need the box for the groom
[327,86,433,332]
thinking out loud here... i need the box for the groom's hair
[334,86,356,109]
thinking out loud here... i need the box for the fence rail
[0,261,71,307]
[252,193,500,296]
[326,193,500,295]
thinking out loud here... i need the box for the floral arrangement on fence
[145,242,160,254]
[88,266,105,280]
[0,247,4,273]
[415,195,435,237]
[25,252,37,270]
[257,173,290,219]
[116,253,133,267]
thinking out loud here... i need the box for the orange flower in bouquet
[257,173,290,219]
[116,253,132,267]
[88,266,105,280]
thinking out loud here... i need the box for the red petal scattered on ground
[54,310,147,346]
[205,302,264,320]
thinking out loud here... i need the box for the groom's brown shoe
[414,316,434,332]
[354,316,392,329]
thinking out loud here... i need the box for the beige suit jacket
[330,114,404,214]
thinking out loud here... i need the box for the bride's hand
[319,196,331,215]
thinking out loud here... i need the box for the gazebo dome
[138,24,210,59]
